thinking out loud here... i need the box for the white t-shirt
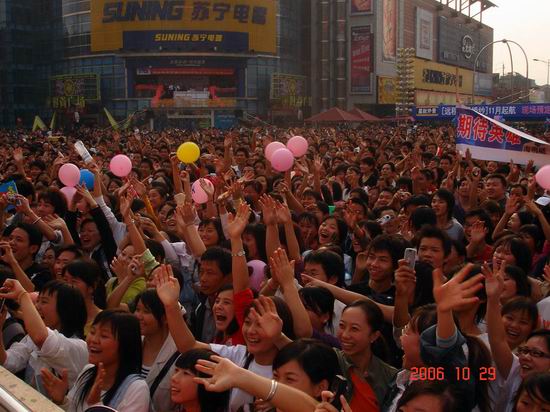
[209,344,273,412]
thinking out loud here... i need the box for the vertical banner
[350,26,373,94]
[351,0,373,15]
[416,8,433,60]
[382,0,397,62]
[455,107,550,167]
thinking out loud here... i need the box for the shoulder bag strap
[149,351,180,398]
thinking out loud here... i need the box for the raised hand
[250,296,283,341]
[315,391,352,412]
[193,355,240,393]
[0,241,16,266]
[504,197,520,216]
[199,178,215,201]
[269,248,295,288]
[432,264,484,312]
[13,148,24,162]
[110,256,129,280]
[86,362,106,406]
[274,201,292,225]
[0,279,27,301]
[227,203,252,239]
[469,220,487,244]
[482,264,504,300]
[128,255,145,279]
[394,259,416,297]
[175,202,197,228]
[40,368,68,405]
[75,185,97,207]
[14,194,32,215]
[155,264,180,307]
[129,176,147,198]
[42,214,68,231]
[259,195,277,226]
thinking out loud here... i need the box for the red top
[214,288,254,346]
[349,371,380,412]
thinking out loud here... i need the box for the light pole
[472,39,530,104]
[533,58,550,86]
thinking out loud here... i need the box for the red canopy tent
[348,107,382,122]
[305,107,363,123]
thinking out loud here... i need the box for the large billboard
[438,16,492,72]
[50,74,100,109]
[350,26,373,94]
[378,76,396,104]
[414,58,474,95]
[270,73,310,109]
[91,0,277,54]
[382,0,397,62]
[415,8,433,60]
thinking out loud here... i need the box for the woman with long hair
[170,348,230,412]
[62,258,106,335]
[134,288,178,412]
[0,279,88,399]
[41,310,150,412]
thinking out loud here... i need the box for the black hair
[37,188,68,217]
[40,280,86,339]
[410,206,437,232]
[11,222,42,248]
[502,297,538,330]
[319,216,348,249]
[299,286,335,330]
[134,289,166,325]
[416,225,452,257]
[273,339,338,390]
[144,238,166,263]
[63,259,107,309]
[503,265,532,299]
[465,209,494,244]
[526,329,550,351]
[493,235,532,274]
[175,349,230,412]
[433,189,455,220]
[367,234,410,270]
[243,296,295,340]
[519,224,545,253]
[200,246,232,277]
[297,212,320,227]
[342,300,387,360]
[348,188,369,205]
[348,198,368,216]
[243,223,268,262]
[397,381,460,412]
[199,218,226,246]
[54,244,84,259]
[75,310,142,407]
[486,173,507,188]
[304,250,345,287]
[513,372,550,412]
[396,176,413,194]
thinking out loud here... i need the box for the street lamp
[533,58,550,85]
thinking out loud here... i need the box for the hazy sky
[483,0,550,86]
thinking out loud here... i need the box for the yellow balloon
[177,142,200,164]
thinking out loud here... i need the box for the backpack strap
[108,374,143,409]
[242,352,254,370]
[149,351,180,398]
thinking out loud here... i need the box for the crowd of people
[0,122,548,412]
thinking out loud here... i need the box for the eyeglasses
[517,346,550,359]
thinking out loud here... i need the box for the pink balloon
[271,148,295,172]
[192,179,214,204]
[265,142,286,161]
[60,186,77,204]
[286,135,308,157]
[536,165,550,189]
[247,260,267,292]
[58,164,80,187]
[110,154,133,177]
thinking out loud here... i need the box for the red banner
[350,26,373,94]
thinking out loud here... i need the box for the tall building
[310,0,495,116]
[0,0,310,129]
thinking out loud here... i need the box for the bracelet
[264,379,278,402]
[231,249,246,258]
[31,216,42,225]
[16,291,29,305]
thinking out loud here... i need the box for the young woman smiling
[41,310,150,412]
[156,262,294,412]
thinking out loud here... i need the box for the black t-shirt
[347,281,395,306]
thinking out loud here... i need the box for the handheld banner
[455,106,550,167]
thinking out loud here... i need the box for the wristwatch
[231,249,246,257]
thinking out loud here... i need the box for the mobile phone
[377,215,392,225]
[404,248,417,269]
[330,375,348,410]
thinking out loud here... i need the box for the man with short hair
[415,225,451,271]
[485,174,508,209]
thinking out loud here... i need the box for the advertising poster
[351,0,372,15]
[378,76,396,104]
[416,8,433,60]
[382,0,397,61]
[91,0,278,54]
[350,26,373,94]
[456,107,550,167]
